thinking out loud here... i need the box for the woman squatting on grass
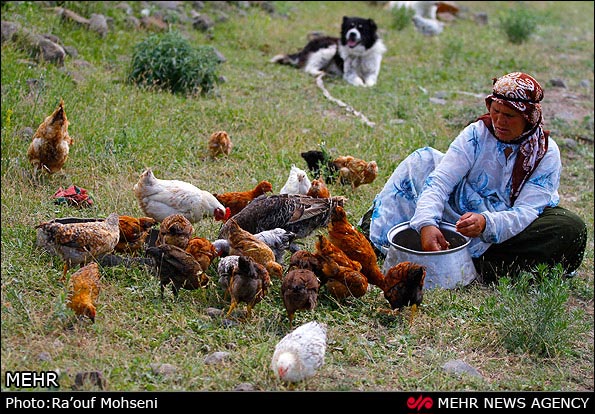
[360,72,587,283]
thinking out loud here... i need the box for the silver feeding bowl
[382,222,477,290]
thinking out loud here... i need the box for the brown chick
[306,177,331,198]
[226,255,271,319]
[67,262,101,323]
[316,254,368,300]
[314,234,362,273]
[185,236,218,271]
[226,218,284,280]
[327,205,385,289]
[382,261,426,324]
[208,130,233,158]
[156,214,194,249]
[36,213,120,280]
[27,98,73,175]
[146,244,208,299]
[332,155,378,189]
[288,249,321,273]
[214,180,274,218]
[115,215,157,255]
[281,268,320,328]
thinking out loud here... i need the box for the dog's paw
[346,76,365,87]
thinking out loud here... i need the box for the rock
[72,371,107,390]
[550,78,567,88]
[150,363,177,375]
[38,352,52,362]
[442,359,482,378]
[474,12,488,26]
[89,13,109,37]
[57,8,90,26]
[205,307,223,318]
[35,35,66,65]
[192,14,215,31]
[1,20,21,43]
[203,351,230,365]
[234,382,256,391]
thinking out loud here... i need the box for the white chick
[280,165,311,195]
[254,228,297,263]
[271,321,327,383]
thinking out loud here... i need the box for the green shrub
[127,31,221,95]
[491,265,587,357]
[499,7,538,44]
[391,5,415,31]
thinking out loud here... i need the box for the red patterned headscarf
[479,72,549,206]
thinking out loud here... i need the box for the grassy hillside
[1,1,593,391]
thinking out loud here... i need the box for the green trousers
[472,206,588,283]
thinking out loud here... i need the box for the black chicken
[218,194,345,240]
[226,255,271,319]
[146,244,208,298]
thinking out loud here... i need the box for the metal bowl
[382,222,477,290]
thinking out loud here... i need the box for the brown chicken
[312,234,367,300]
[306,177,331,198]
[156,214,194,249]
[281,268,320,328]
[382,261,427,324]
[226,255,271,319]
[36,213,120,280]
[185,236,218,271]
[314,234,362,274]
[332,155,378,189]
[146,244,208,298]
[288,249,321,274]
[208,130,233,158]
[316,254,368,300]
[226,218,284,279]
[114,215,157,255]
[327,206,385,289]
[27,98,73,175]
[213,180,273,218]
[66,262,101,323]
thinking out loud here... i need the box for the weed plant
[127,31,222,95]
[499,6,538,44]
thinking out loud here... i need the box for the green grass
[1,1,593,392]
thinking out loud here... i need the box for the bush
[490,265,587,357]
[499,7,538,44]
[391,5,415,31]
[127,31,222,95]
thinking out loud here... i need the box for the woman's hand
[420,225,450,251]
[455,212,486,237]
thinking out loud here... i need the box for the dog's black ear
[343,16,349,23]
[368,18,377,31]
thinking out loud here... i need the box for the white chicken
[133,168,231,223]
[280,165,311,195]
[271,321,327,383]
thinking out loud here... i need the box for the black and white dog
[270,16,387,87]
